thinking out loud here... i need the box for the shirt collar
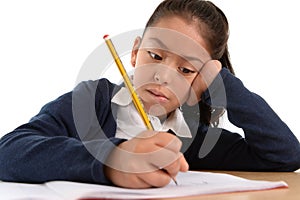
[112,87,192,138]
[111,87,132,106]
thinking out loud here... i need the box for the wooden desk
[162,171,300,200]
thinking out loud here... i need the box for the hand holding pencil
[103,35,188,188]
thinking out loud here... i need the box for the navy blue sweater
[0,68,299,185]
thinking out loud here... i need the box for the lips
[147,88,169,102]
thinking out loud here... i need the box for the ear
[131,36,142,67]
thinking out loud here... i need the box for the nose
[153,67,173,85]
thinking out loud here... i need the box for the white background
[0,0,299,140]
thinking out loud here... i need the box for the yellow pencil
[103,34,154,130]
[103,35,178,185]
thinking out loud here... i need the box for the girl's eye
[178,67,196,74]
[148,51,162,61]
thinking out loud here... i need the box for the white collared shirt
[111,87,192,140]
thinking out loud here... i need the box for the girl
[0,0,300,189]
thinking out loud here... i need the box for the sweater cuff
[90,137,127,185]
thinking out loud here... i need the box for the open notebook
[0,171,288,200]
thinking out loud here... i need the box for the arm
[0,79,124,184]
[184,67,300,171]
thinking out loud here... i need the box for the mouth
[146,88,169,102]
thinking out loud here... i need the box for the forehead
[140,27,211,69]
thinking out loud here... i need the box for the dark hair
[145,0,234,74]
[145,0,233,125]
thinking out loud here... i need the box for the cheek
[133,63,193,105]
[132,64,156,88]
[169,80,191,104]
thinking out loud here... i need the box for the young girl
[0,0,300,189]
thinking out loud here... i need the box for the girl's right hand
[104,130,189,188]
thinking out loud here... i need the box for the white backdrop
[0,0,299,141]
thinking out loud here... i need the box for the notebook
[0,171,288,200]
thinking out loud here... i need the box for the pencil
[103,34,177,185]
[103,34,153,130]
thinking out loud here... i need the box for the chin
[147,103,174,118]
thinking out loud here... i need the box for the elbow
[277,163,300,172]
[260,143,300,172]
[276,145,300,172]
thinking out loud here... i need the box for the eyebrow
[147,37,204,64]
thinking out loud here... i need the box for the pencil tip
[173,178,178,186]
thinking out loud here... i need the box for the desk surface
[165,171,300,200]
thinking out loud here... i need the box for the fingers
[105,166,157,189]
[153,131,182,152]
[106,154,188,188]
[131,130,182,153]
[139,154,188,188]
[186,60,222,106]
[186,72,205,105]
[138,170,173,188]
[106,131,183,173]
[105,131,188,188]
[179,153,189,172]
[200,60,222,87]
[146,132,184,170]
[160,153,189,178]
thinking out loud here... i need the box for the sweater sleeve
[0,79,125,184]
[184,68,300,171]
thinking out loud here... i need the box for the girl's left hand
[187,60,222,106]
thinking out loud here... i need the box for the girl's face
[131,16,211,117]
